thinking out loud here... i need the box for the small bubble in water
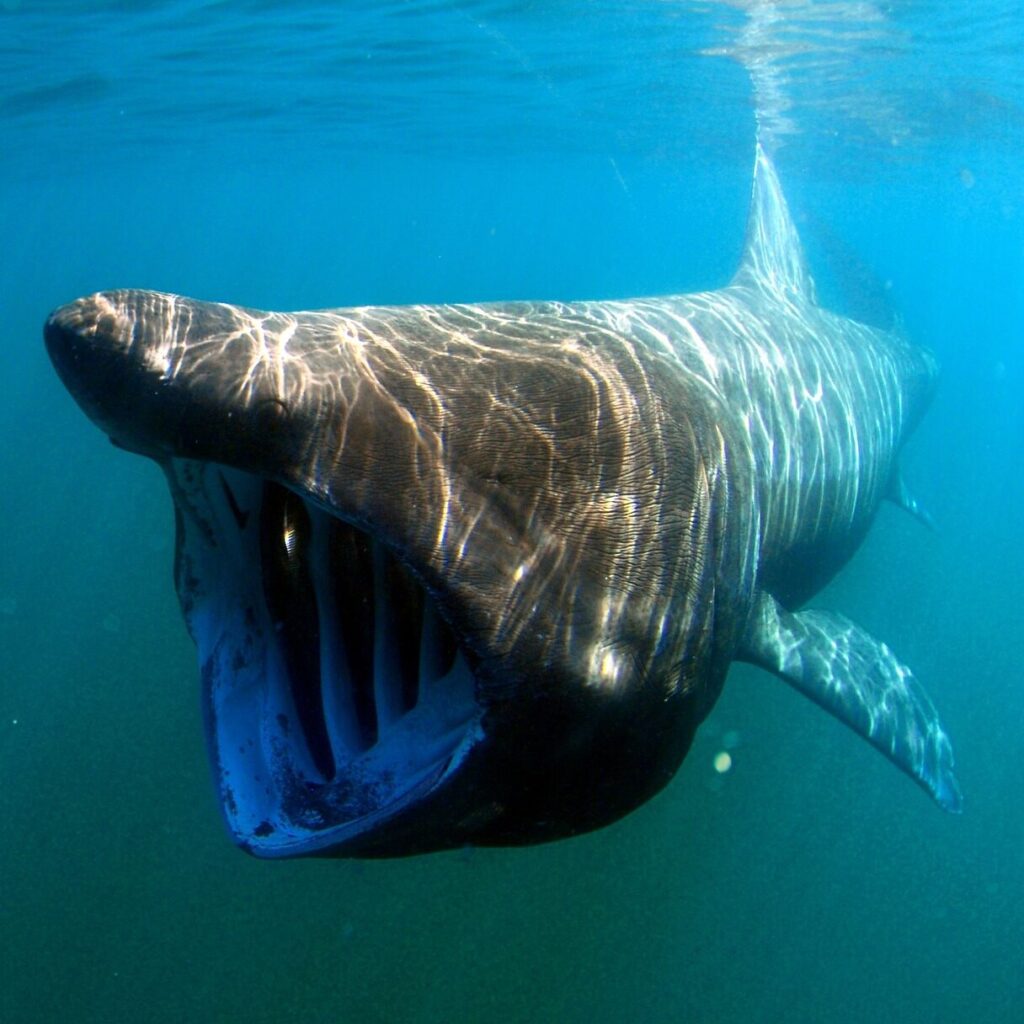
[713,751,732,774]
[103,613,122,633]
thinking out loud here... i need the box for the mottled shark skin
[45,146,960,858]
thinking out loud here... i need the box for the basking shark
[45,146,960,858]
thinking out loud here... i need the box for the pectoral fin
[740,591,962,812]
[886,468,936,530]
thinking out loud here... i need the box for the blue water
[2,2,1022,1021]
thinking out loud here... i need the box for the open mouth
[168,460,481,857]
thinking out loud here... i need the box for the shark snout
[45,292,157,451]
[44,289,300,465]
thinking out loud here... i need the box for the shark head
[46,288,739,857]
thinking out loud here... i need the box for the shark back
[628,146,938,606]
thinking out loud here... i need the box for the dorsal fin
[731,143,816,304]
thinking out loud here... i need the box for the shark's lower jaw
[167,461,481,858]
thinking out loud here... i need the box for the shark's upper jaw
[171,460,483,857]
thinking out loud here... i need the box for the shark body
[45,147,960,858]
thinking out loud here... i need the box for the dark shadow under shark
[45,146,960,858]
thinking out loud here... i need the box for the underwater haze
[1,2,1022,1022]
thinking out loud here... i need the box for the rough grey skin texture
[44,147,959,858]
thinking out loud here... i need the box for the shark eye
[250,396,292,444]
[255,396,289,420]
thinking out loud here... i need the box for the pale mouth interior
[170,461,479,857]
